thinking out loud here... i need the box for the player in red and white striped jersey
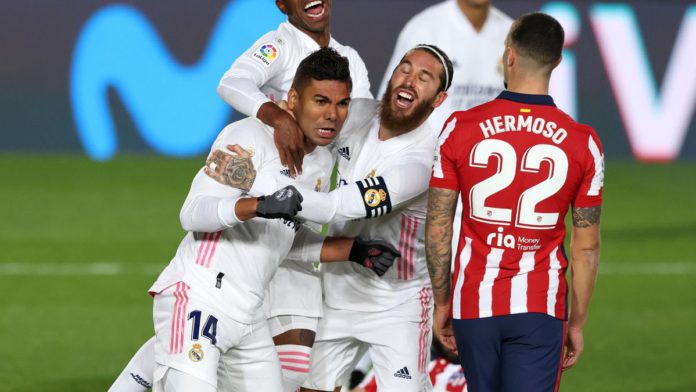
[426,13,603,392]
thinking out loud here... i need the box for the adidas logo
[338,146,350,160]
[279,169,292,178]
[393,366,412,379]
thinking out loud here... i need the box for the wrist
[234,197,258,221]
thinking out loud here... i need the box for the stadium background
[0,0,694,390]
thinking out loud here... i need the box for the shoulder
[489,6,514,27]
[213,118,273,151]
[399,2,450,37]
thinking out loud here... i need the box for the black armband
[356,176,392,218]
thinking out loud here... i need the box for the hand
[562,326,584,371]
[272,111,305,177]
[434,304,458,356]
[256,185,303,220]
[348,238,401,277]
[204,144,256,192]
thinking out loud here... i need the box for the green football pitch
[1,155,695,391]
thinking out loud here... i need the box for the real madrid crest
[367,169,376,178]
[244,147,256,157]
[315,177,322,192]
[364,188,388,208]
[188,343,204,362]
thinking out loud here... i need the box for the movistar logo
[70,0,285,160]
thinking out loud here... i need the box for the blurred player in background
[219,0,372,177]
[427,13,603,392]
[377,0,512,279]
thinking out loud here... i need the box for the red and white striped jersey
[430,91,604,320]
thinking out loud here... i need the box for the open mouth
[316,128,336,138]
[304,0,326,19]
[395,90,415,109]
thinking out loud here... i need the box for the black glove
[348,238,400,277]
[256,185,303,220]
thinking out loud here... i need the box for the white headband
[413,45,450,91]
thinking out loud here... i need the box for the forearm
[319,237,353,262]
[217,75,271,118]
[180,194,245,232]
[569,245,600,328]
[568,205,602,328]
[425,187,459,306]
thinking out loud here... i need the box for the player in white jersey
[378,0,512,271]
[211,45,454,392]
[114,49,398,392]
[218,0,372,177]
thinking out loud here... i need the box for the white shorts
[152,282,283,391]
[267,314,319,337]
[303,287,434,392]
[264,259,322,318]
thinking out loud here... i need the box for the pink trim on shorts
[418,287,432,372]
[281,365,310,373]
[169,282,190,354]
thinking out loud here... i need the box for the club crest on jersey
[315,178,322,192]
[188,343,204,362]
[243,146,255,157]
[357,176,391,218]
[251,43,279,67]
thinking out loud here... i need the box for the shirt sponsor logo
[486,227,541,251]
[251,43,279,67]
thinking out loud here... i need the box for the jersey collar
[497,90,556,107]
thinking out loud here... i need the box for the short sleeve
[573,132,604,207]
[430,114,461,191]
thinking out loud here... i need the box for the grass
[0,155,695,391]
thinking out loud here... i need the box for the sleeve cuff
[217,197,242,227]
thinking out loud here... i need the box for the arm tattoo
[425,187,459,304]
[205,149,257,192]
[222,156,256,192]
[572,205,602,228]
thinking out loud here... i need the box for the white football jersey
[149,118,333,325]
[378,0,512,134]
[219,21,372,118]
[285,99,437,312]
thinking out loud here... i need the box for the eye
[315,97,328,104]
[419,73,432,83]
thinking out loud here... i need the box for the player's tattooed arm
[572,205,602,228]
[426,187,459,305]
[204,144,257,192]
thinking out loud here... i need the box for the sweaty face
[381,49,445,133]
[289,79,351,149]
[278,0,331,33]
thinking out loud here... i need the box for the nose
[324,104,337,121]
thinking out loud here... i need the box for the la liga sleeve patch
[356,176,392,218]
[250,43,279,67]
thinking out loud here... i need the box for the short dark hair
[508,12,564,67]
[411,44,454,92]
[291,47,352,92]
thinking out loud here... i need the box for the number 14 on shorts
[188,310,218,345]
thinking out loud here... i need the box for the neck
[291,21,331,47]
[457,0,488,32]
[505,75,550,96]
[303,140,317,154]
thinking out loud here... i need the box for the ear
[431,91,448,109]
[275,0,287,15]
[506,46,516,68]
[287,88,299,110]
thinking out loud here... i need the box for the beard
[380,83,435,134]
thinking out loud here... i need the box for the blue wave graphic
[70,0,285,160]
